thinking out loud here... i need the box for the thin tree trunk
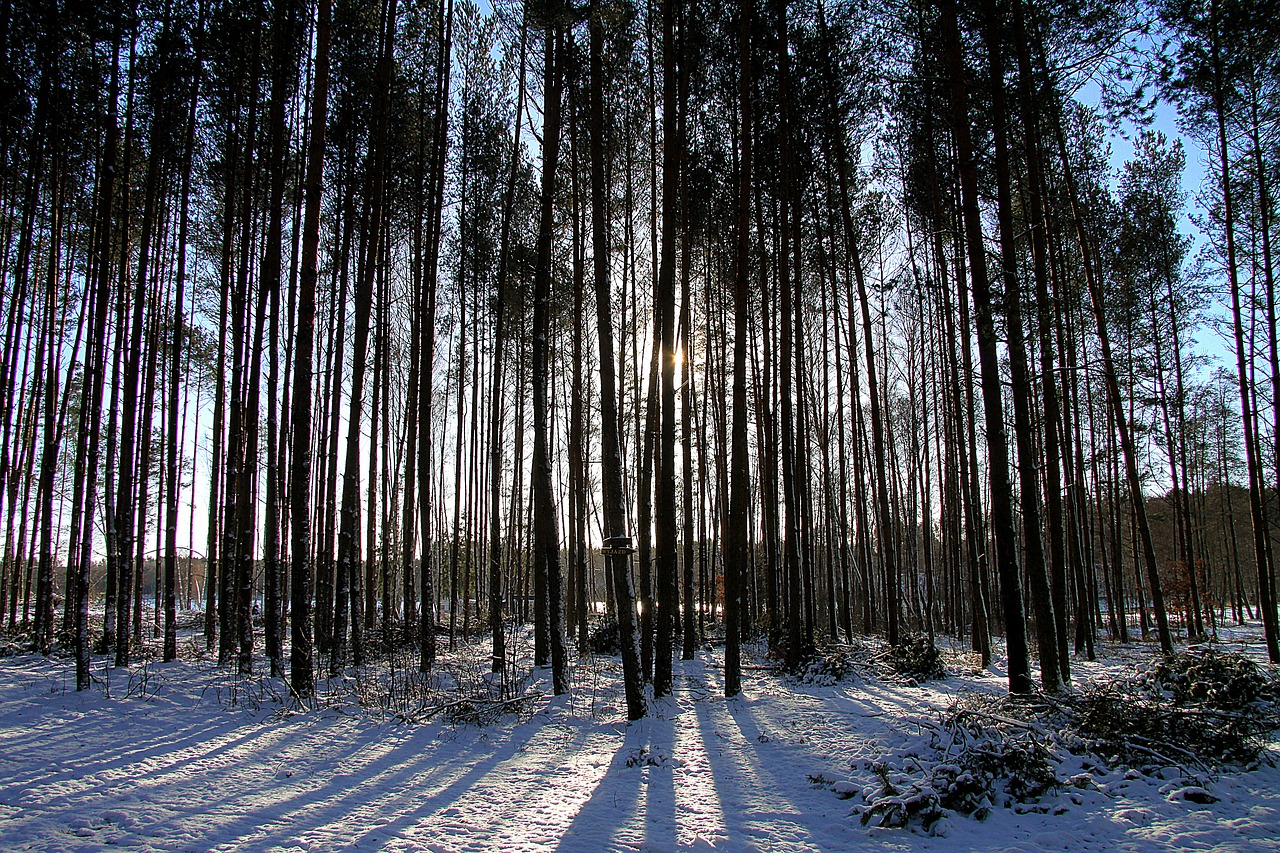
[941,0,1032,693]
[488,10,527,678]
[590,0,644,718]
[530,3,568,694]
[983,9,1061,691]
[290,0,331,700]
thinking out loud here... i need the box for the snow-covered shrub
[837,647,1280,834]
[1153,646,1273,711]
[625,745,673,767]
[1072,648,1279,767]
[849,696,1059,832]
[589,620,621,656]
[798,649,853,685]
[886,634,946,682]
[444,693,538,726]
[857,762,947,832]
[949,733,1057,806]
[929,698,1058,809]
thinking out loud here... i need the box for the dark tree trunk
[590,0,644,718]
[941,0,1032,693]
[290,0,332,701]
[723,0,752,697]
[532,6,569,695]
[488,11,527,678]
[983,6,1061,692]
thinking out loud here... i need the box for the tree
[1159,0,1280,661]
[531,0,568,695]
[723,0,752,698]
[941,0,1032,693]
[290,0,333,700]
[590,0,644,718]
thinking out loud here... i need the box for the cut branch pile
[829,648,1280,834]
[797,634,948,686]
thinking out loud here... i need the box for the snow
[1,629,1278,852]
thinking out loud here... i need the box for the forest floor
[0,619,1278,852]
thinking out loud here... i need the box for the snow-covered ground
[1,628,1277,852]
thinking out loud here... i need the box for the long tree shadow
[550,710,676,852]
[0,703,286,810]
[47,722,408,848]
[2,684,508,851]
[191,701,617,852]
[642,704,679,851]
[3,650,636,852]
[174,717,551,851]
[695,662,836,851]
[0,654,316,797]
[348,716,605,851]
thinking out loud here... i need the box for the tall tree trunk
[818,11,895,648]
[983,6,1061,692]
[34,146,62,655]
[652,0,682,697]
[1012,0,1070,678]
[775,0,807,670]
[419,0,454,674]
[488,10,527,678]
[290,0,332,700]
[165,30,203,662]
[531,4,568,694]
[335,0,397,675]
[680,226,696,661]
[116,107,168,668]
[941,0,1032,693]
[260,0,296,676]
[74,29,124,685]
[590,0,644,718]
[722,0,752,697]
[1049,94,1175,657]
